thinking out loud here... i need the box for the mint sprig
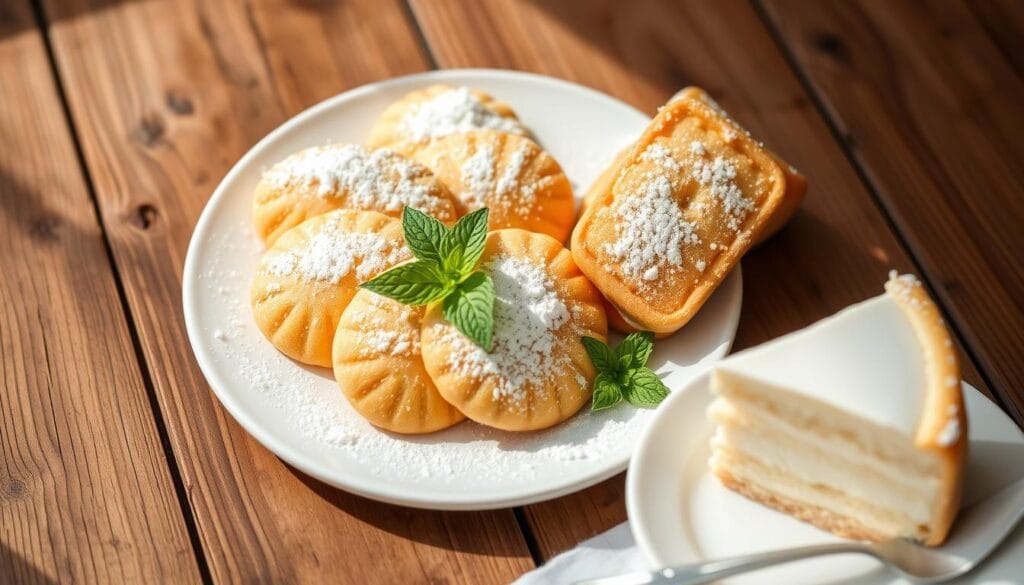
[582,331,669,411]
[361,207,495,350]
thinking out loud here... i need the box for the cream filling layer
[710,386,940,476]
[709,397,941,490]
[711,448,927,540]
[711,424,937,523]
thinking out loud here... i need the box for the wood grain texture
[966,0,1024,77]
[0,2,200,582]
[408,0,1002,558]
[759,0,1024,421]
[39,0,531,582]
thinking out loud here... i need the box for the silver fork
[578,477,1024,585]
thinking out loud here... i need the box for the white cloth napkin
[513,522,648,584]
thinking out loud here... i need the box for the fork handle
[576,542,877,585]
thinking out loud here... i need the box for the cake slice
[708,273,966,545]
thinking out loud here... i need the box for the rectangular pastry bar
[572,91,788,334]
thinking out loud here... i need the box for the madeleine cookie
[572,96,786,335]
[412,130,576,242]
[332,290,464,434]
[420,229,608,432]
[671,87,806,244]
[253,144,458,246]
[366,85,529,156]
[251,210,410,367]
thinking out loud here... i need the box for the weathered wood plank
[759,0,1024,421]
[0,2,201,582]
[408,0,1002,559]
[40,0,532,581]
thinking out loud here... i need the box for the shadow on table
[0,167,115,324]
[1,0,137,41]
[285,464,532,558]
[0,541,57,585]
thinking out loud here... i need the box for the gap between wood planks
[27,0,215,582]
[748,0,1017,426]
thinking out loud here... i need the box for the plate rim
[182,68,743,509]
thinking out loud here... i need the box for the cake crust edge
[885,274,967,546]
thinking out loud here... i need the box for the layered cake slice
[708,273,966,545]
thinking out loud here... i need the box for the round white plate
[628,374,1024,583]
[182,69,744,510]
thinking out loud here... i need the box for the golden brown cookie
[366,85,529,156]
[420,229,608,431]
[412,130,575,242]
[571,96,786,335]
[251,210,410,367]
[253,144,458,246]
[332,290,465,434]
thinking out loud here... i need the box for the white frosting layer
[717,292,925,436]
[711,418,937,523]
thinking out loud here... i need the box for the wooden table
[2,0,1022,582]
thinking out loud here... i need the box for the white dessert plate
[628,373,1024,583]
[182,69,743,510]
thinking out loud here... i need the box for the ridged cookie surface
[420,229,607,431]
[251,210,409,366]
[412,130,575,242]
[333,290,464,434]
[253,144,457,246]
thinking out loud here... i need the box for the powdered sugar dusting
[640,143,680,172]
[345,295,421,358]
[495,144,533,199]
[691,156,755,231]
[400,87,527,143]
[885,271,927,309]
[263,144,451,217]
[459,143,496,209]
[937,413,958,446]
[184,83,747,500]
[457,140,537,214]
[602,173,699,286]
[197,223,653,488]
[266,216,408,284]
[439,255,578,408]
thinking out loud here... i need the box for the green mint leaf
[617,331,655,371]
[622,367,669,407]
[360,261,451,305]
[401,206,448,265]
[591,373,623,411]
[441,207,489,276]
[442,271,495,350]
[581,336,618,374]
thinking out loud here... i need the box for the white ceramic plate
[182,69,744,510]
[628,374,1024,583]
